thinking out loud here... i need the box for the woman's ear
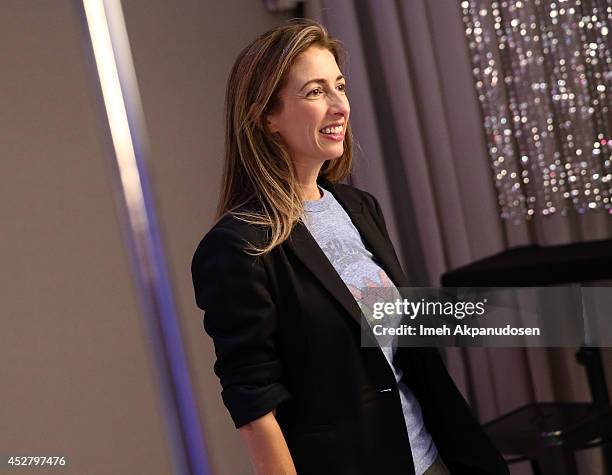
[265,116,279,134]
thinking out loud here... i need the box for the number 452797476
[5,456,67,467]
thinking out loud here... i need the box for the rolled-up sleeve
[191,226,291,429]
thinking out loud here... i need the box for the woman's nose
[328,90,349,116]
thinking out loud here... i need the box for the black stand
[576,347,610,406]
[441,238,612,474]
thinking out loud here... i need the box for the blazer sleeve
[191,226,292,429]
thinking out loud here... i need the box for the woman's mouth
[319,125,344,141]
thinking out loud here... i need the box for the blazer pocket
[359,384,385,405]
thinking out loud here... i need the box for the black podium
[441,238,612,475]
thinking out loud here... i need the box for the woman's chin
[306,145,344,162]
[322,146,345,161]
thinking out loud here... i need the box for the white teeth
[320,125,343,134]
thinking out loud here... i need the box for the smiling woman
[211,19,354,256]
[266,47,349,191]
[191,18,508,475]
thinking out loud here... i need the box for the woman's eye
[307,84,347,97]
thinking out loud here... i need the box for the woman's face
[266,46,350,168]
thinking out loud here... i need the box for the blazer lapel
[331,186,410,291]
[285,176,408,334]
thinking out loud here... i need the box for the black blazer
[191,175,509,475]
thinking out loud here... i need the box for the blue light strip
[81,1,210,473]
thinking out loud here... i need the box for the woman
[191,18,508,475]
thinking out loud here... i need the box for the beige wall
[1,1,289,474]
[121,1,291,474]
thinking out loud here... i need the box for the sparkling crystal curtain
[462,0,612,222]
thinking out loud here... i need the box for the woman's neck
[301,184,322,201]
[295,162,324,201]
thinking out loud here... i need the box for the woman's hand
[238,410,297,475]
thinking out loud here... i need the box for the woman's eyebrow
[299,74,345,91]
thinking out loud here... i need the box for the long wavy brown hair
[215,18,353,256]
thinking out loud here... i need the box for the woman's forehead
[287,47,342,84]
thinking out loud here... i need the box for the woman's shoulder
[192,182,381,265]
[329,181,380,216]
[332,181,375,200]
[191,206,268,268]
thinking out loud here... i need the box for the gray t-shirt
[302,185,438,475]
